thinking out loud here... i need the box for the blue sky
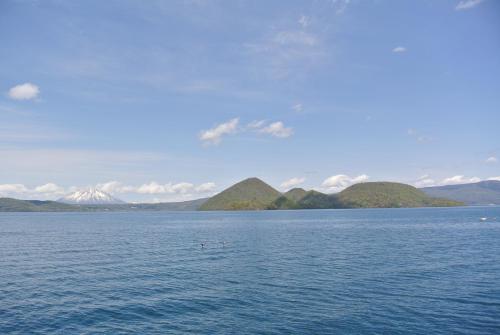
[0,0,499,202]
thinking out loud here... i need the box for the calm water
[1,207,500,334]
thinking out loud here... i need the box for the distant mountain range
[3,178,500,212]
[421,180,500,205]
[0,197,206,212]
[199,178,463,210]
[0,198,82,212]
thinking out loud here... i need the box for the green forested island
[0,177,472,212]
[200,178,463,210]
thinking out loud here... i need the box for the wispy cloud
[247,120,266,129]
[455,0,484,10]
[245,28,325,79]
[485,156,497,163]
[0,123,71,142]
[320,174,369,193]
[415,175,482,187]
[259,121,294,138]
[199,118,239,145]
[298,15,310,28]
[414,175,437,188]
[8,83,40,100]
[392,46,407,53]
[407,128,432,143]
[280,177,305,190]
[0,182,65,199]
[441,175,481,185]
[200,119,294,145]
[292,103,304,113]
[331,0,351,15]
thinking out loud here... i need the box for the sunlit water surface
[1,207,500,334]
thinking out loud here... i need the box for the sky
[0,0,499,202]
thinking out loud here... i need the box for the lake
[1,207,500,334]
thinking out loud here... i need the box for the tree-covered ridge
[0,198,81,212]
[335,182,463,208]
[273,182,463,210]
[199,178,282,210]
[421,180,500,205]
[0,197,207,212]
[283,188,308,202]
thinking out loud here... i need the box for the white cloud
[298,15,310,28]
[392,46,407,53]
[414,175,437,188]
[292,103,303,113]
[415,174,487,187]
[95,181,136,194]
[321,174,369,192]
[205,119,294,142]
[488,176,500,181]
[99,180,215,197]
[171,182,195,193]
[195,182,216,192]
[486,156,497,163]
[274,31,318,46]
[136,182,168,194]
[136,181,197,194]
[0,183,29,194]
[331,0,351,15]
[247,120,266,129]
[455,0,484,10]
[199,118,239,145]
[441,175,481,185]
[407,128,431,143]
[34,183,65,195]
[0,182,65,199]
[259,121,294,138]
[280,177,305,190]
[8,83,40,100]
[417,136,431,143]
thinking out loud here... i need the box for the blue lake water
[1,207,500,334]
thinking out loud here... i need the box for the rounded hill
[336,182,463,208]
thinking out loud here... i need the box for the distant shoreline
[2,178,500,212]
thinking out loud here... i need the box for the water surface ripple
[1,207,500,334]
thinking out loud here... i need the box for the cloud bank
[0,180,217,201]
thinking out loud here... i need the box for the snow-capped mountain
[58,188,125,205]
